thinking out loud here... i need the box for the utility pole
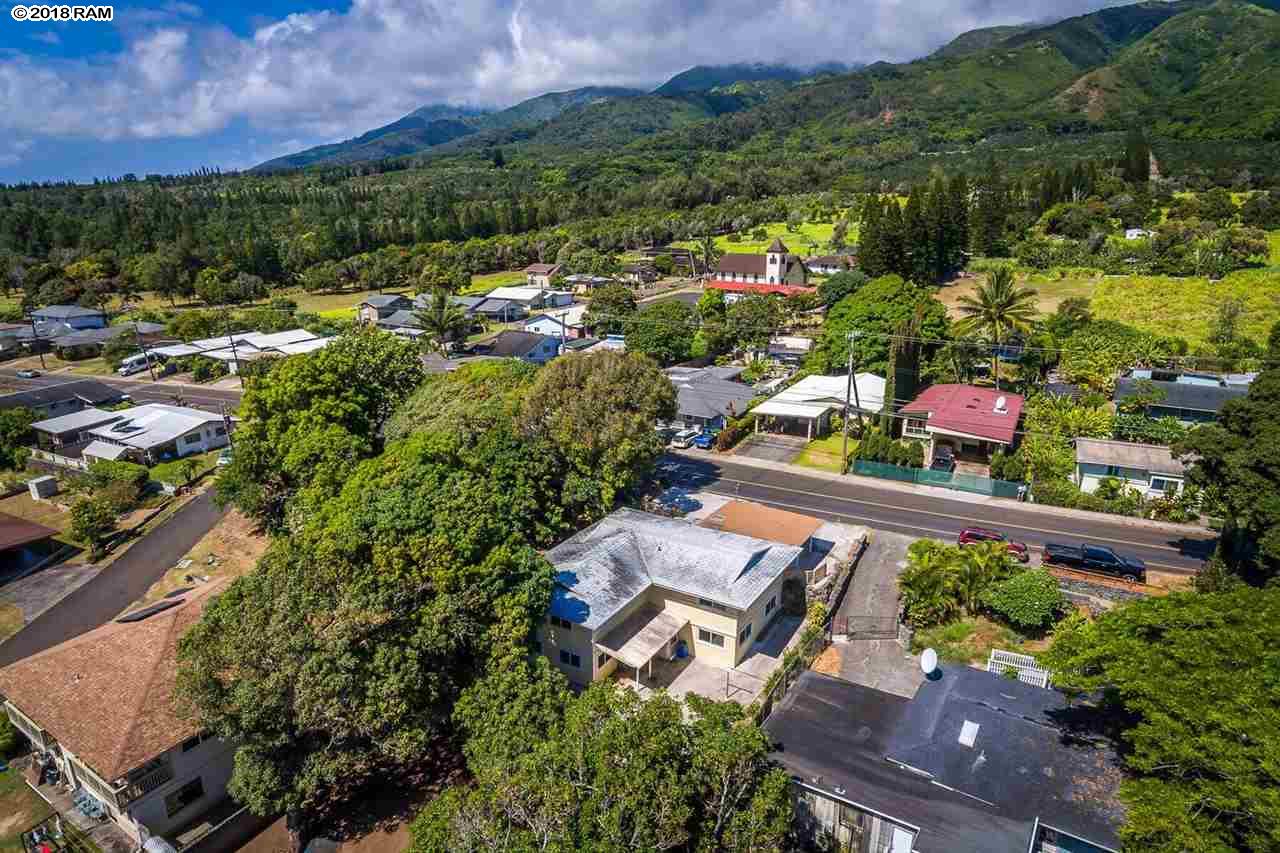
[840,331,863,474]
[134,321,157,382]
[220,402,235,450]
[25,314,46,369]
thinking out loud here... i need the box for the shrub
[715,415,756,451]
[87,459,149,492]
[192,358,230,383]
[0,714,18,758]
[69,495,117,558]
[982,569,1064,630]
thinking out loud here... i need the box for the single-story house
[620,263,659,285]
[1115,372,1248,424]
[0,323,24,357]
[523,262,563,289]
[764,334,814,365]
[29,305,107,330]
[487,286,573,312]
[0,379,127,418]
[0,582,241,847]
[152,329,332,374]
[540,508,802,688]
[356,293,413,325]
[900,384,1024,464]
[1124,228,1153,240]
[1074,438,1186,497]
[1,511,58,567]
[803,254,855,275]
[469,330,560,364]
[752,373,885,439]
[449,295,526,323]
[698,500,822,551]
[50,322,166,359]
[581,335,626,353]
[524,303,589,340]
[562,274,615,295]
[30,407,130,454]
[664,366,756,431]
[82,404,232,464]
[560,337,602,354]
[376,309,426,338]
[765,667,1124,853]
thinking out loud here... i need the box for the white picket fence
[986,649,1052,688]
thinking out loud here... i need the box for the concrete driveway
[733,433,808,464]
[0,489,227,666]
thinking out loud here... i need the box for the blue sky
[0,0,1124,184]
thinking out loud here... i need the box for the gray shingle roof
[665,367,756,421]
[377,309,422,329]
[30,305,106,320]
[0,379,124,412]
[475,330,554,358]
[1115,376,1247,414]
[545,508,800,629]
[1075,438,1185,476]
[361,294,411,309]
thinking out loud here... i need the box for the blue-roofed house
[538,508,803,688]
[30,305,107,330]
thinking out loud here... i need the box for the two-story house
[29,305,108,330]
[538,508,802,689]
[356,294,414,326]
[0,583,240,848]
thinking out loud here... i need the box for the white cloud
[29,31,61,45]
[0,0,1122,161]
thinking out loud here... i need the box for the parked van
[117,352,155,376]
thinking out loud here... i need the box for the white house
[1074,438,1186,497]
[523,303,589,340]
[539,508,802,688]
[0,583,240,848]
[485,286,574,311]
[84,404,232,465]
[752,373,886,439]
[1124,228,1153,240]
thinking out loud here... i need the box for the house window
[765,596,776,615]
[183,433,202,446]
[559,650,581,668]
[549,615,573,630]
[164,777,205,818]
[904,417,929,437]
[1151,477,1180,493]
[697,597,731,613]
[739,623,752,645]
[597,652,609,668]
[215,426,227,436]
[697,627,725,647]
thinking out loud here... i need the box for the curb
[671,448,1211,537]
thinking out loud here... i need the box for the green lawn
[465,270,526,294]
[673,219,856,256]
[0,762,53,853]
[795,434,853,473]
[1092,267,1280,348]
[1268,230,1280,266]
[910,616,1045,666]
[150,449,222,488]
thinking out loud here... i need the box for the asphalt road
[662,455,1216,575]
[0,490,227,666]
[0,367,243,414]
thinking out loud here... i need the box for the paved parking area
[732,433,809,464]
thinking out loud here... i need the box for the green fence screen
[852,460,1024,499]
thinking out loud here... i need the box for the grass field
[673,219,856,256]
[464,270,525,294]
[909,616,1047,666]
[937,270,1100,318]
[0,760,53,852]
[795,434,853,473]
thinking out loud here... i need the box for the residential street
[0,490,227,666]
[0,367,244,414]
[663,454,1216,575]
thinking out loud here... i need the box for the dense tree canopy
[1043,587,1280,852]
[1176,367,1280,582]
[810,274,949,376]
[215,328,425,527]
[625,300,698,366]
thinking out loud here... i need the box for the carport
[595,606,688,687]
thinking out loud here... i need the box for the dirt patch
[811,644,842,676]
[1146,569,1193,590]
[0,603,23,645]
[0,763,53,849]
[137,508,269,604]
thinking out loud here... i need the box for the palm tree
[414,288,470,354]
[697,234,722,279]
[953,266,1038,389]
[954,541,1015,614]
[899,541,960,628]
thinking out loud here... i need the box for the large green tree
[178,431,556,845]
[583,283,637,336]
[725,295,784,352]
[412,675,792,853]
[811,274,948,376]
[1176,368,1280,582]
[518,349,676,523]
[215,327,424,527]
[0,407,34,470]
[1043,587,1280,851]
[625,300,697,366]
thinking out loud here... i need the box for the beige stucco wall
[647,586,742,669]
[735,574,786,662]
[538,618,597,687]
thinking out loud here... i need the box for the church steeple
[765,238,789,283]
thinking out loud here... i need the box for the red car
[957,527,1030,562]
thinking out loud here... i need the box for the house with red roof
[899,384,1024,466]
[707,238,815,300]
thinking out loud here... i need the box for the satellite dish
[920,648,938,675]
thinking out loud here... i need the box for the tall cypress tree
[881,197,906,279]
[901,188,929,283]
[1122,128,1151,184]
[858,194,885,277]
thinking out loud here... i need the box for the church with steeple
[708,238,814,299]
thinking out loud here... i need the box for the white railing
[31,448,88,471]
[987,649,1052,688]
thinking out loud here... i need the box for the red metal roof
[899,384,1024,445]
[707,280,817,296]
